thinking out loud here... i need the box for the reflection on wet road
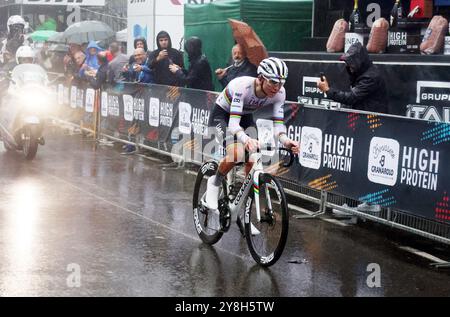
[0,130,449,296]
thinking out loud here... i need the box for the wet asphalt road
[0,128,449,297]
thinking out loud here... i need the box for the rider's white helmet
[7,15,26,33]
[16,45,35,64]
[257,57,288,83]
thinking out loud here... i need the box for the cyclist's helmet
[7,15,25,33]
[257,57,288,83]
[16,45,35,64]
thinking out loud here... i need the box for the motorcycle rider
[0,45,49,157]
[15,45,35,65]
[1,15,27,65]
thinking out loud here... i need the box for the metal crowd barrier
[50,81,450,249]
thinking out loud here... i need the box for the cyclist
[202,57,300,227]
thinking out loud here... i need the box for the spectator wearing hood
[80,40,103,79]
[148,31,184,86]
[128,37,149,65]
[317,42,388,114]
[215,44,257,89]
[87,51,109,90]
[169,36,213,91]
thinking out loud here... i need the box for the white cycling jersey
[215,76,287,144]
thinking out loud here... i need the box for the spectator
[215,44,257,89]
[69,50,86,86]
[63,43,82,78]
[48,44,67,74]
[148,30,184,86]
[37,41,52,70]
[169,36,213,91]
[80,40,103,79]
[122,48,153,84]
[86,51,108,90]
[128,37,149,65]
[317,42,388,114]
[107,41,128,84]
[317,41,388,214]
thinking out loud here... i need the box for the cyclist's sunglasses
[263,76,286,87]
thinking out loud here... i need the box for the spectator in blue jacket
[122,47,154,83]
[80,40,103,79]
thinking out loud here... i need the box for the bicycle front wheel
[244,173,289,267]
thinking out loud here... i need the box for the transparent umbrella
[60,21,114,45]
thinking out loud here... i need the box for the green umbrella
[29,30,58,42]
[36,18,57,31]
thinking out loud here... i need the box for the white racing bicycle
[193,147,295,267]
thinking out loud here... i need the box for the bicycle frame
[225,152,271,223]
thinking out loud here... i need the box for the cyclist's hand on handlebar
[283,139,300,155]
[245,138,259,153]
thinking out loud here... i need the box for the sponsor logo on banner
[85,88,95,113]
[407,81,450,123]
[70,86,77,108]
[323,134,354,173]
[58,84,64,105]
[133,98,145,121]
[108,95,120,117]
[300,126,322,170]
[101,92,108,117]
[149,98,160,127]
[287,125,301,143]
[299,76,341,109]
[388,31,407,46]
[256,119,275,155]
[192,107,210,136]
[76,89,84,108]
[367,137,400,186]
[179,102,192,134]
[160,101,173,127]
[64,87,69,105]
[345,32,364,53]
[123,95,134,121]
[400,146,440,191]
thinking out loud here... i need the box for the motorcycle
[0,63,53,160]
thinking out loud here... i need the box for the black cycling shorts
[208,104,255,148]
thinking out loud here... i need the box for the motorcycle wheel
[23,126,38,160]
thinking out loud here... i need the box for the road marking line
[397,246,448,264]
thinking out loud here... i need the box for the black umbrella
[60,21,114,44]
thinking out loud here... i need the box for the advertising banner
[57,82,450,224]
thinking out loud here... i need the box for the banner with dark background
[56,83,450,224]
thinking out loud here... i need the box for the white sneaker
[204,176,220,210]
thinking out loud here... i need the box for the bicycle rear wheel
[192,161,227,245]
[244,173,289,267]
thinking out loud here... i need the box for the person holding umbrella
[215,43,257,89]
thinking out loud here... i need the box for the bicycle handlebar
[278,147,296,168]
[253,146,296,168]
